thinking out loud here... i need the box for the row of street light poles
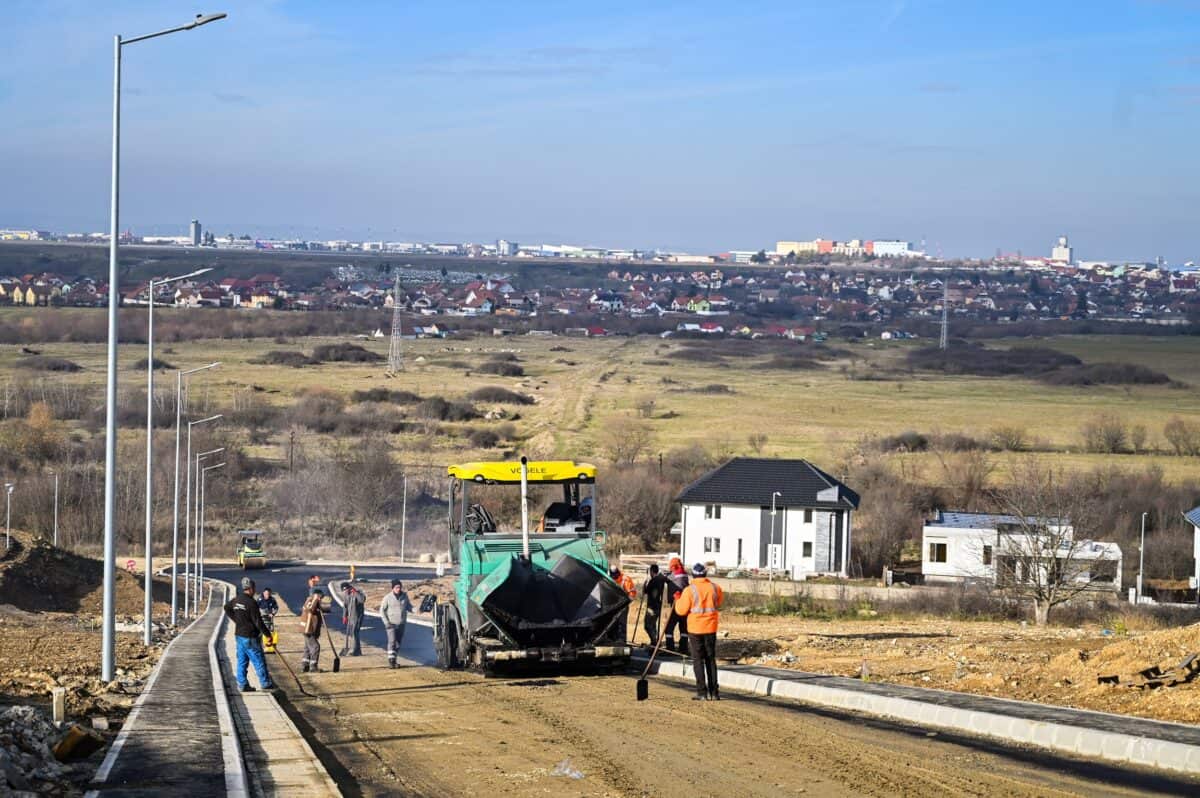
[101,11,227,680]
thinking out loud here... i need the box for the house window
[802,541,813,558]
[703,537,721,553]
[705,504,722,520]
[929,542,947,563]
[804,509,813,523]
[982,545,993,566]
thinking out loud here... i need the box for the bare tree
[987,459,1114,625]
[747,432,768,454]
[598,414,654,464]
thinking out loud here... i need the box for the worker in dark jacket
[224,577,275,692]
[642,564,673,647]
[340,581,365,657]
[663,556,690,653]
[257,588,279,618]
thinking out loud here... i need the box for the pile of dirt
[0,532,173,619]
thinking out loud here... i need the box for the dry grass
[3,331,1200,481]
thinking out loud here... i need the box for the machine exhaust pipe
[520,456,530,559]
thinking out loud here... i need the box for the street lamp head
[188,12,228,29]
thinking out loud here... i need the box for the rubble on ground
[0,705,69,795]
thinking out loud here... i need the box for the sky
[3,0,1200,261]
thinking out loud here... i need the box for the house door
[737,538,743,567]
[768,544,783,571]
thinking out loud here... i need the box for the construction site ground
[261,589,1196,798]
[713,613,1200,725]
[0,533,179,794]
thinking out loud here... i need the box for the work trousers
[302,633,321,669]
[235,635,271,689]
[688,632,719,697]
[664,611,689,651]
[644,607,661,646]
[342,614,363,656]
[385,623,406,662]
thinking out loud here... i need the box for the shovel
[636,612,671,701]
[324,622,341,673]
[629,593,644,647]
[272,647,308,696]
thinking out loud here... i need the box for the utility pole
[387,273,404,375]
[400,474,408,564]
[52,472,58,547]
[939,276,949,350]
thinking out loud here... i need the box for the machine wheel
[434,603,462,670]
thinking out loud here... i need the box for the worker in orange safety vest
[673,563,724,700]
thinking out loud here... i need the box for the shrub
[252,350,314,367]
[485,352,520,362]
[468,386,534,405]
[990,425,1027,452]
[1164,416,1200,456]
[289,389,345,433]
[130,357,177,371]
[468,428,501,448]
[763,354,824,370]
[908,343,1079,376]
[350,387,422,404]
[878,431,929,452]
[476,361,524,377]
[415,396,479,421]
[1081,413,1128,454]
[310,343,385,363]
[1040,363,1172,386]
[15,356,81,372]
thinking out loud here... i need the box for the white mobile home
[922,511,1122,592]
[676,458,859,578]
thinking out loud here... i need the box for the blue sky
[3,0,1200,260]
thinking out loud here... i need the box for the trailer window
[929,542,947,563]
[982,545,993,566]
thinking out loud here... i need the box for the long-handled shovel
[272,647,308,696]
[629,593,645,647]
[324,622,341,673]
[636,611,671,701]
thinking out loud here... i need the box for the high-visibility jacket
[617,573,636,599]
[672,577,723,634]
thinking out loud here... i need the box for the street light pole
[4,483,13,550]
[183,416,221,618]
[172,363,219,626]
[144,270,211,641]
[199,462,225,609]
[193,447,224,613]
[101,10,228,682]
[1138,511,1148,604]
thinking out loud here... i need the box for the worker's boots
[301,663,309,674]
[388,658,397,669]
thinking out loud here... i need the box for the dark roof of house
[676,457,859,509]
[1185,506,1200,527]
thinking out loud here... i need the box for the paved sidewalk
[88,585,245,797]
[646,655,1200,775]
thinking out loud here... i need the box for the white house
[922,511,1122,592]
[1185,505,1200,590]
[676,458,859,578]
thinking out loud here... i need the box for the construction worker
[223,577,275,693]
[340,581,365,657]
[380,579,414,669]
[307,574,322,596]
[256,588,278,618]
[663,557,690,653]
[300,587,325,673]
[610,566,635,642]
[642,563,672,647]
[673,563,725,700]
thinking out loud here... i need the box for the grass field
[5,327,1200,482]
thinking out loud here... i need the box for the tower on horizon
[190,219,201,247]
[387,274,404,376]
[1050,235,1073,264]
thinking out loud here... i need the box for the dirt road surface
[260,599,1199,796]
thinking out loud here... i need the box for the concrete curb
[645,658,1200,776]
[214,578,344,797]
[208,582,250,798]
